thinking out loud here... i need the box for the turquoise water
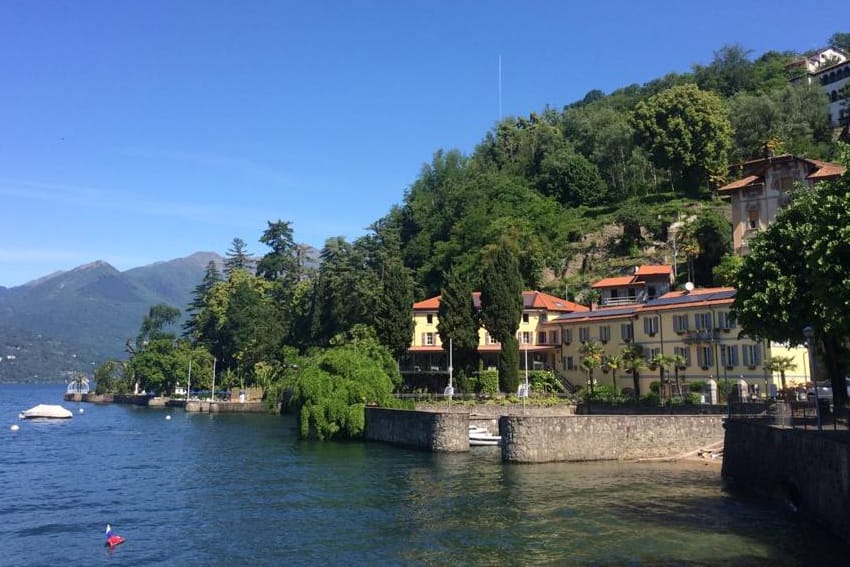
[1,383,847,566]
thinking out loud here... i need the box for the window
[720,345,739,368]
[549,330,559,345]
[539,313,547,323]
[563,329,573,344]
[695,312,712,330]
[643,316,659,336]
[674,346,690,368]
[579,327,590,342]
[565,356,575,370]
[538,331,547,344]
[697,346,714,369]
[426,314,433,325]
[747,207,759,230]
[521,331,532,345]
[621,323,633,342]
[599,325,611,343]
[717,311,736,331]
[486,333,498,345]
[648,347,661,359]
[673,314,689,333]
[743,344,762,368]
[522,313,529,323]
[422,332,435,346]
[648,286,657,299]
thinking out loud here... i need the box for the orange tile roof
[412,296,440,310]
[591,276,642,288]
[717,174,761,192]
[807,160,846,179]
[413,291,588,312]
[525,290,588,312]
[635,265,672,277]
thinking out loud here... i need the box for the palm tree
[602,354,622,391]
[649,353,676,405]
[765,356,797,401]
[620,344,646,400]
[671,353,688,400]
[579,340,604,395]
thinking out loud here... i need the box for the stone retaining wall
[500,414,725,463]
[722,420,850,544]
[364,407,469,452]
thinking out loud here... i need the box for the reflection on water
[1,384,847,566]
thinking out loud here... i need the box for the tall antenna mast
[498,55,502,120]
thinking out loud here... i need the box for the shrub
[475,369,500,396]
[582,384,627,403]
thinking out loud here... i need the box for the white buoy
[11,424,20,431]
[79,408,85,414]
[165,415,172,420]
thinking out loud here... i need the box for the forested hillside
[387,38,847,300]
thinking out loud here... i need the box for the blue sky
[0,1,843,287]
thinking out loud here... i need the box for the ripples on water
[1,384,847,566]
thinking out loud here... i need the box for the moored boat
[19,404,73,419]
[469,424,501,446]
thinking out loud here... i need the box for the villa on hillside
[404,265,809,398]
[787,46,850,127]
[547,272,810,397]
[403,290,587,387]
[717,154,845,256]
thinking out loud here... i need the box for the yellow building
[405,291,587,382]
[546,269,809,398]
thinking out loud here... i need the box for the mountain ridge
[0,252,224,383]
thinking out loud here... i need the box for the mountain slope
[0,252,222,383]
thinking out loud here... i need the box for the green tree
[437,267,480,383]
[649,353,676,404]
[183,260,222,338]
[374,255,415,361]
[136,304,181,348]
[693,44,755,97]
[765,355,797,402]
[621,344,646,400]
[224,237,251,276]
[713,254,744,287]
[829,31,850,54]
[287,341,400,440]
[602,354,622,390]
[631,83,733,193]
[479,240,524,393]
[579,340,604,395]
[536,148,608,206]
[732,144,850,406]
[256,220,300,285]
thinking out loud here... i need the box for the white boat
[19,404,73,419]
[469,424,501,446]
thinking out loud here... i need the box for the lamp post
[803,326,821,431]
[444,338,454,403]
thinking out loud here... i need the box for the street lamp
[444,338,454,402]
[803,325,821,431]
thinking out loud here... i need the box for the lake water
[2,383,847,566]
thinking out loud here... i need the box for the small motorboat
[105,524,125,548]
[19,404,73,419]
[469,424,501,446]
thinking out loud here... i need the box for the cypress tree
[479,241,523,393]
[437,267,480,386]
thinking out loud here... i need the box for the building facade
[405,291,587,382]
[717,154,845,255]
[546,278,809,397]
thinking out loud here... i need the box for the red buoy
[105,524,125,547]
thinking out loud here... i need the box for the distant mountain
[0,252,223,383]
